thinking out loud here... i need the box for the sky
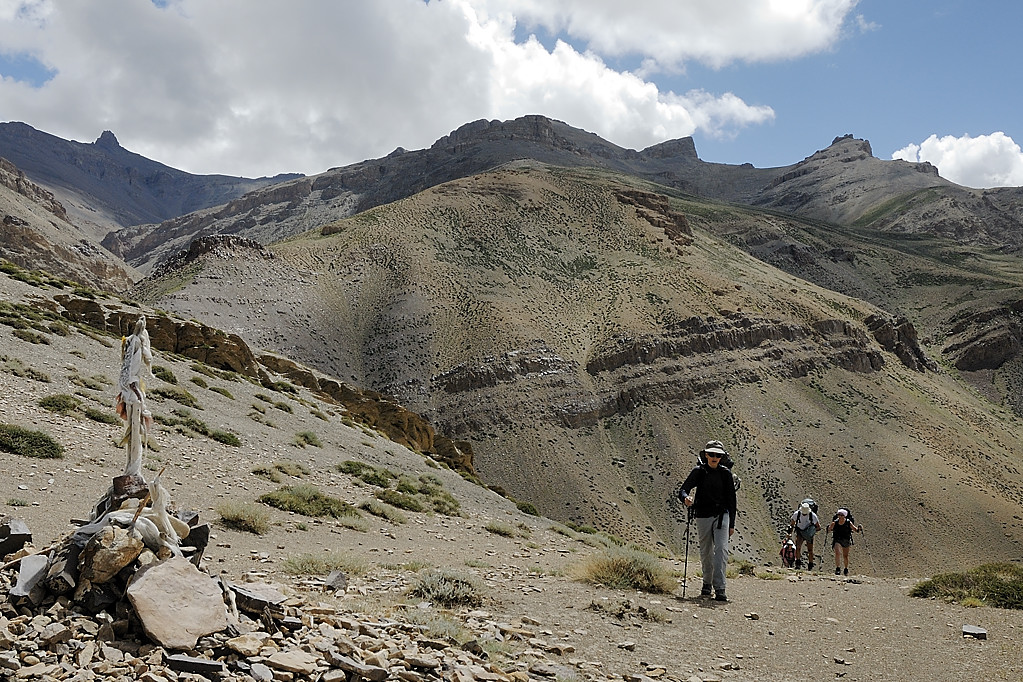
[1,0,1022,189]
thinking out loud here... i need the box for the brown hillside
[130,163,1023,577]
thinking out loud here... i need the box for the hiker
[788,501,821,569]
[780,537,797,568]
[827,508,862,575]
[679,440,738,602]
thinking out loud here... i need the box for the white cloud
[892,133,1023,189]
[467,0,858,69]
[0,0,852,177]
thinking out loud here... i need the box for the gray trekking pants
[696,515,730,593]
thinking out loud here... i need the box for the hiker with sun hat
[788,499,821,570]
[679,440,738,602]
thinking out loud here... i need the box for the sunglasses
[705,454,722,459]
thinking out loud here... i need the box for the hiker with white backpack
[788,499,821,570]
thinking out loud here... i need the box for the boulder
[126,556,228,649]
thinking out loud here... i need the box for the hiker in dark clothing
[827,508,862,575]
[679,440,737,602]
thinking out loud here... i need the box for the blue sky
[0,0,1020,188]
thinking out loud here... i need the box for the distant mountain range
[2,116,1023,572]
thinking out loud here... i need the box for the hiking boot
[715,592,727,602]
[700,585,712,597]
[835,567,841,575]
[807,562,814,570]
[843,567,849,576]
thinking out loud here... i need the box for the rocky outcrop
[151,234,273,278]
[260,353,474,475]
[0,157,68,221]
[942,304,1023,371]
[864,314,936,372]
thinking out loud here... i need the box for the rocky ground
[0,272,1021,681]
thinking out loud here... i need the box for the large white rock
[126,555,227,649]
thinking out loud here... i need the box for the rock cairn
[0,565,597,682]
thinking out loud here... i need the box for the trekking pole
[681,506,693,598]
[821,528,830,572]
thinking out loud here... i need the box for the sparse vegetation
[282,552,367,576]
[484,521,522,538]
[273,460,310,477]
[407,569,485,607]
[39,394,81,415]
[0,423,63,459]
[574,547,675,594]
[84,406,119,424]
[516,500,540,516]
[209,386,234,399]
[189,376,208,388]
[217,501,271,535]
[6,498,29,507]
[152,365,177,384]
[910,563,1023,610]
[150,386,201,409]
[358,499,407,524]
[338,460,397,487]
[293,431,321,448]
[259,484,359,518]
[153,408,240,446]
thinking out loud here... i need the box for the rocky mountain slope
[129,163,1023,577]
[0,122,300,241]
[96,117,964,277]
[1,265,1021,682]
[0,157,136,291]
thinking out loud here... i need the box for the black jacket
[679,464,737,529]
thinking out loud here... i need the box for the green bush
[516,501,541,516]
[152,365,177,384]
[189,376,209,388]
[282,552,367,576]
[358,499,407,524]
[13,329,49,344]
[910,563,1023,609]
[210,429,241,447]
[259,484,359,518]
[0,423,63,459]
[39,394,81,415]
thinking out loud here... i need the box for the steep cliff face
[0,157,136,291]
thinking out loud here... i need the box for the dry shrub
[217,501,271,534]
[574,547,676,594]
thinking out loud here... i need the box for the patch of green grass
[273,401,293,413]
[70,373,109,390]
[294,431,321,447]
[252,465,282,482]
[217,501,271,535]
[210,429,241,446]
[209,386,234,400]
[338,460,397,487]
[516,501,540,516]
[153,408,239,445]
[1,356,51,382]
[6,498,29,507]
[152,365,177,384]
[407,569,485,608]
[259,484,359,518]
[273,460,310,477]
[84,406,119,424]
[375,488,424,512]
[262,379,298,394]
[151,386,202,409]
[0,423,63,459]
[281,552,368,576]
[310,409,328,421]
[484,521,519,538]
[190,362,240,381]
[13,328,49,344]
[189,376,209,388]
[358,499,407,524]
[39,394,82,415]
[909,563,1023,609]
[573,547,676,594]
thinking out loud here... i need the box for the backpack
[801,497,819,514]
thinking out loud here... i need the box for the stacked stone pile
[0,560,600,682]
